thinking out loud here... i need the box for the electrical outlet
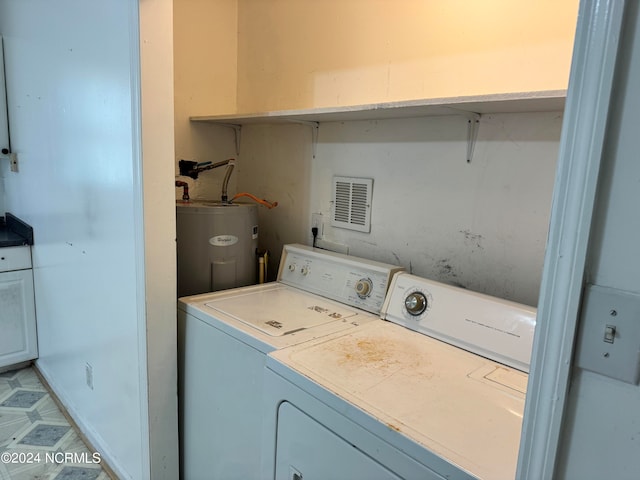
[311,213,324,239]
[85,363,94,390]
[9,153,18,173]
[0,151,18,172]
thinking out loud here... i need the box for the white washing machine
[262,272,537,480]
[178,244,403,480]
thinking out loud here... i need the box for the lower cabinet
[0,246,37,369]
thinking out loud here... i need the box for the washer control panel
[381,272,537,372]
[278,244,404,314]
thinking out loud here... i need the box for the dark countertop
[0,213,34,247]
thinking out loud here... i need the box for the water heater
[176,202,258,297]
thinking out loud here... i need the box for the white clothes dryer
[178,244,403,480]
[262,272,536,480]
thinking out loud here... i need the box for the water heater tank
[176,202,259,297]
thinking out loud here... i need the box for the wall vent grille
[331,176,373,233]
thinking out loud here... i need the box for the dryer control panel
[382,272,537,372]
[278,244,404,315]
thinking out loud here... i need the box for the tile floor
[0,366,112,480]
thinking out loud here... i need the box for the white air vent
[331,176,373,233]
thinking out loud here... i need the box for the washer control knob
[405,292,427,316]
[355,278,373,298]
[288,264,296,272]
[300,266,310,276]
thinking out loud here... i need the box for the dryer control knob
[405,292,427,316]
[355,278,372,298]
[300,266,310,276]
[288,264,296,272]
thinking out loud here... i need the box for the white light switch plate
[575,284,640,384]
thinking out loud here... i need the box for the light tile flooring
[0,366,111,480]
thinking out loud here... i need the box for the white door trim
[516,1,627,478]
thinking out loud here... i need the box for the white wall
[173,0,239,201]
[0,173,4,214]
[172,1,571,306]
[236,0,578,112]
[139,0,179,478]
[0,1,177,478]
[555,1,640,477]
[235,123,314,275]
[236,112,561,306]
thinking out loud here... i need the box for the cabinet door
[0,269,37,368]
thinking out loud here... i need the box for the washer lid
[204,285,359,336]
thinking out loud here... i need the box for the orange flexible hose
[232,192,279,209]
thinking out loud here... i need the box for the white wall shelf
[190,90,566,124]
[190,90,566,161]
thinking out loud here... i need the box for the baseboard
[33,361,123,480]
[0,360,32,374]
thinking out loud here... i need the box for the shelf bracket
[217,123,242,155]
[288,120,320,158]
[466,113,481,163]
